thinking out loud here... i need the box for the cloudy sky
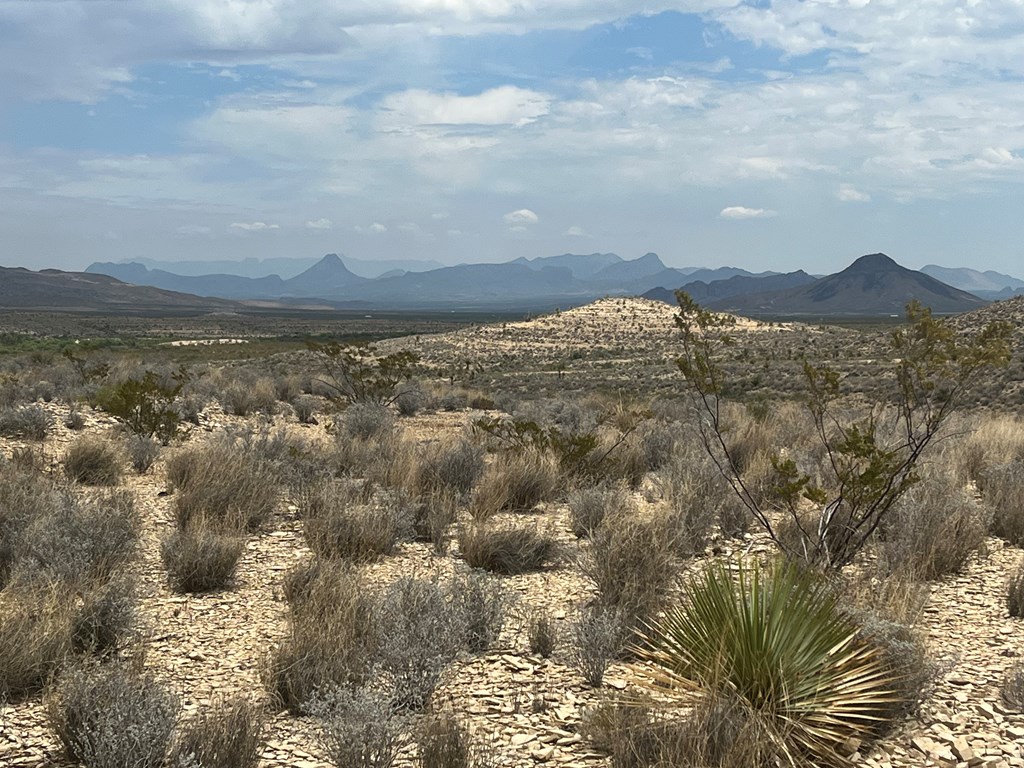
[2,1,1023,275]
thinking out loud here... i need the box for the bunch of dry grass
[458,521,558,575]
[169,696,266,768]
[63,437,123,486]
[160,521,246,593]
[301,479,409,562]
[469,449,560,518]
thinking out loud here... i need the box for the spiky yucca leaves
[635,559,900,767]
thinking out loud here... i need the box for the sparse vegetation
[459,521,558,574]
[63,436,123,485]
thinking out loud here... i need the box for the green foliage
[94,369,188,444]
[308,341,418,406]
[637,559,899,767]
[675,293,1011,569]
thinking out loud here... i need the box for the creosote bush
[459,521,558,575]
[63,437,123,486]
[94,368,187,444]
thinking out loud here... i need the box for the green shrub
[63,437,123,486]
[637,559,901,764]
[94,369,187,444]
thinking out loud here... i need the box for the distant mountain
[644,270,816,305]
[124,254,444,279]
[282,253,366,294]
[86,262,288,299]
[708,253,987,316]
[511,252,623,280]
[920,265,1024,300]
[0,266,239,312]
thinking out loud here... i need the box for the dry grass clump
[657,450,737,555]
[569,606,629,687]
[417,708,493,768]
[411,490,459,554]
[342,402,396,440]
[526,607,557,658]
[301,479,409,562]
[0,584,74,699]
[63,436,123,485]
[160,521,247,593]
[333,428,421,494]
[47,661,178,768]
[568,483,629,539]
[309,685,407,768]
[449,571,507,653]
[0,404,53,440]
[952,413,1024,485]
[1008,559,1024,618]
[579,504,678,630]
[470,448,560,517]
[419,439,485,498]
[71,575,138,657]
[125,434,161,473]
[221,376,278,416]
[266,560,377,713]
[166,437,279,531]
[1002,661,1024,712]
[169,696,266,768]
[459,521,559,575]
[875,471,991,580]
[981,460,1024,546]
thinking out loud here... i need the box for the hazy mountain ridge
[114,254,444,280]
[643,270,816,305]
[920,265,1024,300]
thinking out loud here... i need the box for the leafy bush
[309,685,408,768]
[94,368,187,444]
[637,559,900,764]
[308,340,419,406]
[63,437,123,486]
[170,696,266,768]
[47,662,178,768]
[0,404,53,440]
[459,522,558,575]
[161,524,246,593]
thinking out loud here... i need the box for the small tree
[307,341,418,407]
[675,294,1010,569]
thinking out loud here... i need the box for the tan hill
[0,265,240,312]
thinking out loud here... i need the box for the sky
[1,1,1023,276]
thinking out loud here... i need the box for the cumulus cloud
[565,225,590,237]
[305,217,333,229]
[503,209,539,229]
[353,222,388,234]
[380,86,551,128]
[719,206,775,220]
[229,221,279,231]
[837,184,870,203]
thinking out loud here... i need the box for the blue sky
[1,1,1023,276]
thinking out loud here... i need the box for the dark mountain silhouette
[282,253,366,294]
[0,266,239,312]
[708,253,988,316]
[643,270,816,305]
[86,262,287,298]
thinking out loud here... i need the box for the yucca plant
[635,559,901,767]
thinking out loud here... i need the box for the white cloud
[431,212,449,220]
[175,224,212,236]
[305,217,333,230]
[719,206,775,220]
[837,184,871,203]
[380,86,551,128]
[565,225,590,237]
[503,209,539,226]
[229,221,279,231]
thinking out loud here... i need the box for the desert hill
[0,265,240,312]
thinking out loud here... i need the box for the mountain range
[919,265,1024,300]
[86,252,769,310]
